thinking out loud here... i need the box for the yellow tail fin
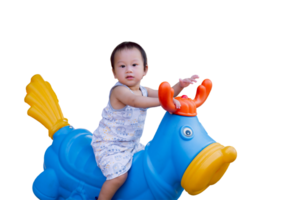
[25,74,70,139]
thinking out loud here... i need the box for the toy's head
[108,41,150,86]
[152,78,239,196]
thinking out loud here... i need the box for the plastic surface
[25,75,69,139]
[181,143,237,195]
[25,75,237,200]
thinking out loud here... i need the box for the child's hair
[110,42,148,71]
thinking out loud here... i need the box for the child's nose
[126,66,133,72]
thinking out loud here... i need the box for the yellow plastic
[181,143,237,195]
[24,74,69,139]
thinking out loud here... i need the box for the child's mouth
[126,76,134,80]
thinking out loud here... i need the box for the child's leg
[98,172,128,200]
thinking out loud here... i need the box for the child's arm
[112,86,181,114]
[133,96,181,109]
[133,96,160,108]
[114,86,180,108]
[171,82,185,97]
[145,81,186,97]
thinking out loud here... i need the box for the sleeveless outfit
[91,82,148,180]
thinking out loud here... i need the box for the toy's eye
[180,126,194,140]
[183,127,193,137]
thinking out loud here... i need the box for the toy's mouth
[181,143,237,195]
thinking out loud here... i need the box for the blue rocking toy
[25,74,237,200]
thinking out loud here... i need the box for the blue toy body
[26,75,237,200]
[33,113,215,200]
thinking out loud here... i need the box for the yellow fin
[25,74,70,139]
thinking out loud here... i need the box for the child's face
[113,48,148,87]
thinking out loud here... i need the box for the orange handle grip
[158,79,213,116]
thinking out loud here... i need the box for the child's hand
[173,98,181,109]
[160,98,181,114]
[169,98,181,114]
[177,74,202,88]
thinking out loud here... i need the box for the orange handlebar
[157,78,214,116]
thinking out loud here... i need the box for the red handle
[157,78,214,116]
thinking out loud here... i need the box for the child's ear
[144,65,150,78]
[112,68,117,79]
[110,68,117,83]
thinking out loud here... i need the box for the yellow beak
[181,143,237,195]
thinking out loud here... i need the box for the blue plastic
[33,112,215,200]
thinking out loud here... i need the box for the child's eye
[119,64,137,68]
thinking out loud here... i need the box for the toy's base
[33,168,59,200]
[33,186,56,200]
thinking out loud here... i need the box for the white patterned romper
[91,82,147,180]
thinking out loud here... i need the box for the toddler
[91,41,199,200]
